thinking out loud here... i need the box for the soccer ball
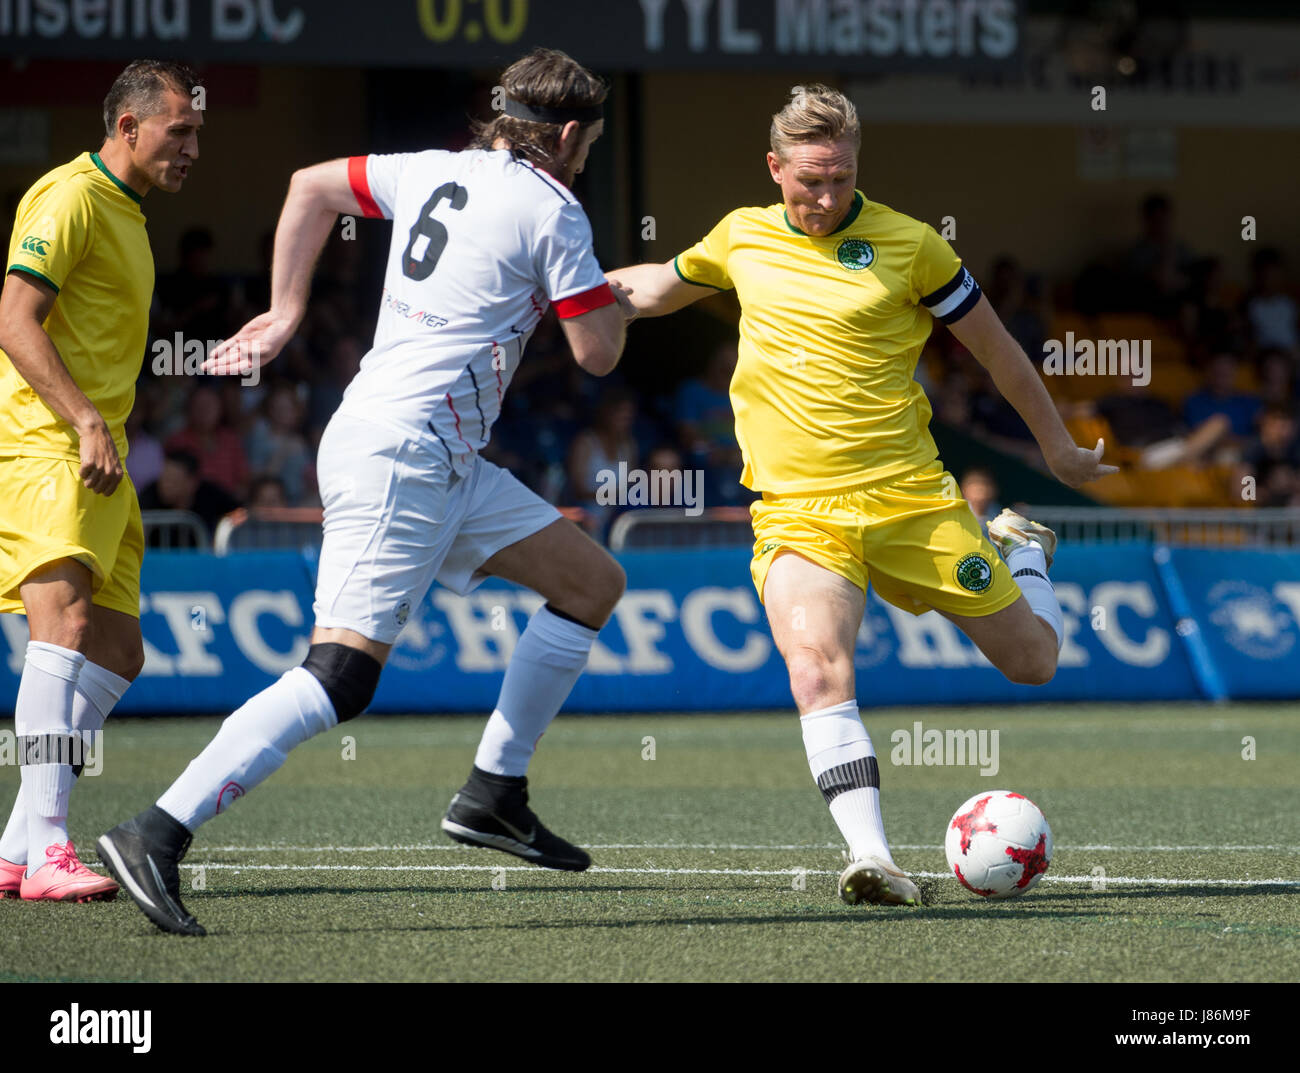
[944,790,1053,898]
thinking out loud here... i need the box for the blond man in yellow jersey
[609,85,1116,907]
[0,61,202,901]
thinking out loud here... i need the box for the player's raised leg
[761,550,919,907]
[941,509,1062,686]
[441,516,625,871]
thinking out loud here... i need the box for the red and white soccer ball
[944,790,1053,898]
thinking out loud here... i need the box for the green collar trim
[90,152,144,205]
[784,190,864,237]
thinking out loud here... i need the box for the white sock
[801,700,895,866]
[157,667,338,831]
[0,660,130,866]
[15,641,85,871]
[473,606,598,776]
[1006,542,1063,650]
[0,793,23,864]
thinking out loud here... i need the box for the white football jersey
[338,148,614,472]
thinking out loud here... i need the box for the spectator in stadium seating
[568,388,639,537]
[1124,193,1193,318]
[138,449,241,544]
[1182,353,1261,441]
[307,334,364,445]
[165,383,250,498]
[489,317,585,500]
[233,229,274,320]
[676,342,745,504]
[1257,348,1297,415]
[155,226,235,343]
[216,374,260,437]
[508,310,604,426]
[299,233,367,356]
[124,382,166,492]
[986,256,1047,363]
[968,367,1042,466]
[960,467,1002,530]
[247,475,288,509]
[1091,379,1230,470]
[1240,406,1300,507]
[1244,248,1299,357]
[645,442,688,512]
[934,369,973,427]
[1179,257,1241,349]
[245,382,312,505]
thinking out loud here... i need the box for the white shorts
[312,413,561,644]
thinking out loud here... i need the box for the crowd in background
[923,193,1299,512]
[125,192,1300,544]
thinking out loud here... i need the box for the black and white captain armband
[921,267,982,324]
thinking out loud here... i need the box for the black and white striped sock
[800,700,895,865]
[1006,542,1063,650]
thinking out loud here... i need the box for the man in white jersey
[98,49,633,936]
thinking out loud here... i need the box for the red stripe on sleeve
[552,283,616,319]
[348,156,382,219]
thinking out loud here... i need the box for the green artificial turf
[1,705,1296,982]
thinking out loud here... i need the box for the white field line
[178,861,1300,888]
[199,842,1300,853]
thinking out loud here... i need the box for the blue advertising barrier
[0,544,1295,713]
[1165,547,1300,700]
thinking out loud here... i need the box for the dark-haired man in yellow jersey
[608,85,1116,908]
[0,61,202,901]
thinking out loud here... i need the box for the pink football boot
[19,841,119,902]
[0,856,23,899]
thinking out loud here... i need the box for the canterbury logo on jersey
[20,235,51,256]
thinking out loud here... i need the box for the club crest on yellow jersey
[836,237,874,271]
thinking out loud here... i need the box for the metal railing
[611,505,1300,551]
[140,510,210,551]
[182,503,1300,555]
[1016,506,1300,547]
[213,507,325,556]
[608,507,753,551]
[211,504,590,556]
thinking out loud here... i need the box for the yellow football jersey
[675,190,981,494]
[0,151,154,462]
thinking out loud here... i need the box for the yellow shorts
[750,462,1021,618]
[0,455,143,618]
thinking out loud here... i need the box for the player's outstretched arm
[205,158,364,376]
[559,301,626,376]
[605,261,710,318]
[948,294,1119,488]
[0,270,121,495]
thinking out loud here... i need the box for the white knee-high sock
[1006,543,1063,650]
[15,641,85,869]
[157,667,338,832]
[801,700,895,866]
[0,660,130,866]
[0,791,25,865]
[473,606,598,777]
